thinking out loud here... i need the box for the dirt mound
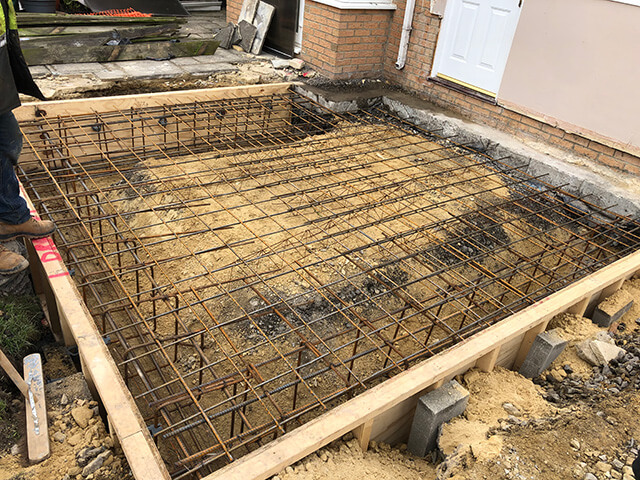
[278,438,435,480]
[548,312,602,378]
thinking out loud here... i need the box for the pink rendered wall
[498,0,640,151]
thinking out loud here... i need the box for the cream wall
[498,0,640,151]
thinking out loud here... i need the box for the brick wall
[300,2,393,79]
[226,0,241,24]
[224,0,640,173]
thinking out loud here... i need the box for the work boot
[0,245,29,274]
[0,217,56,241]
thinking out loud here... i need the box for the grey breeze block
[518,328,568,379]
[592,300,634,328]
[407,380,470,457]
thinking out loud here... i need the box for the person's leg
[0,112,30,225]
[632,452,639,479]
[0,112,55,241]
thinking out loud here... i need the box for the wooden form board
[207,249,640,480]
[21,192,170,480]
[14,83,293,121]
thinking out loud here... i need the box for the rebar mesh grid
[18,91,640,478]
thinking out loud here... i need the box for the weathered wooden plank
[17,12,184,27]
[19,23,179,38]
[24,353,50,464]
[22,38,219,65]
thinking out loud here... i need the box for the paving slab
[49,62,109,77]
[93,63,128,81]
[197,49,255,64]
[170,56,206,66]
[28,65,50,79]
[115,60,186,80]
[177,62,238,75]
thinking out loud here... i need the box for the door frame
[429,0,522,98]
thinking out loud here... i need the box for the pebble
[53,431,66,443]
[502,402,521,416]
[10,444,20,456]
[71,406,94,429]
[571,439,581,450]
[77,446,105,467]
[584,474,598,480]
[595,461,612,473]
[284,467,294,474]
[612,459,624,470]
[68,467,82,476]
[82,450,112,477]
[67,432,83,446]
[61,393,69,406]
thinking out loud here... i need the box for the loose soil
[276,292,640,480]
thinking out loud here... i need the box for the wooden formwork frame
[14,84,640,480]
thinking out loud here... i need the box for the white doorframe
[430,0,522,97]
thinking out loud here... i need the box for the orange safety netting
[88,7,152,17]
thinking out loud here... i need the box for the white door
[431,0,522,97]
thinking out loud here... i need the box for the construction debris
[576,339,625,367]
[214,0,274,53]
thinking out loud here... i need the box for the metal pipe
[395,0,417,69]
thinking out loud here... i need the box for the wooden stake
[24,354,50,464]
[0,348,35,402]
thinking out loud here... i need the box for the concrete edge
[293,84,640,220]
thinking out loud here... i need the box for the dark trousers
[0,111,30,225]
[633,452,639,479]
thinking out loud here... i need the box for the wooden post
[353,419,374,452]
[596,278,625,303]
[567,297,590,317]
[476,347,500,372]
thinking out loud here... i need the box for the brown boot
[0,245,29,274]
[0,217,56,241]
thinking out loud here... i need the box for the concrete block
[592,290,634,327]
[519,328,568,378]
[407,380,469,457]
